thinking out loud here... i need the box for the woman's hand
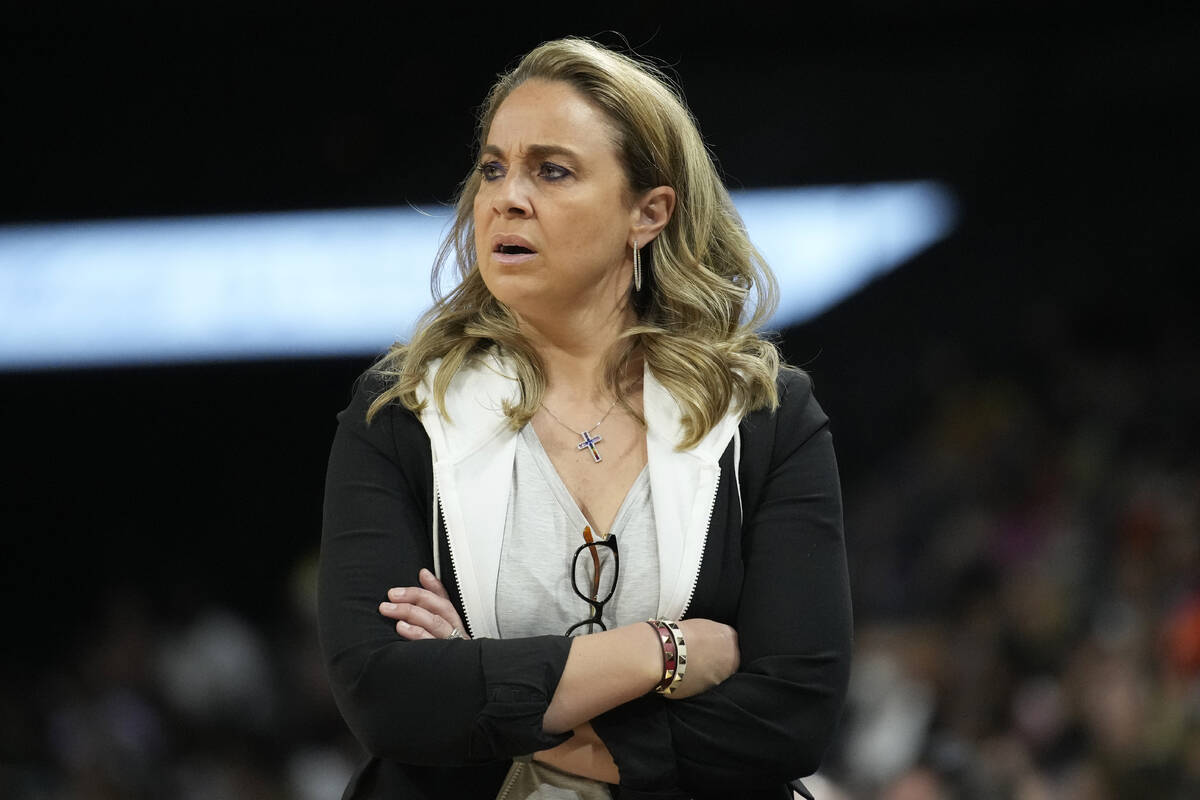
[665,618,740,700]
[378,569,471,641]
[533,722,619,784]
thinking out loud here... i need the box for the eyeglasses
[565,528,619,636]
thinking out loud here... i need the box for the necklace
[540,397,619,463]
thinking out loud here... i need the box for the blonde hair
[368,36,784,449]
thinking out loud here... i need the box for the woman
[319,37,851,799]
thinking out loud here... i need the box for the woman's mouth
[491,236,538,264]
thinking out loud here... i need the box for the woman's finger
[379,601,441,629]
[418,568,450,599]
[386,586,464,629]
[394,620,434,640]
[379,601,468,640]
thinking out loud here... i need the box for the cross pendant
[577,430,603,463]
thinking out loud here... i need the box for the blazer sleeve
[592,370,852,796]
[317,373,573,764]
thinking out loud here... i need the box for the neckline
[520,423,649,538]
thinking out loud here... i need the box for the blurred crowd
[2,314,1196,800]
[818,310,1200,798]
[0,557,360,800]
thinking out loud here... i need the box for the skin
[377,79,741,784]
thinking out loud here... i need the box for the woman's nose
[491,173,532,218]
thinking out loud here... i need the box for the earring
[633,239,642,292]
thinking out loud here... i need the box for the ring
[446,627,463,640]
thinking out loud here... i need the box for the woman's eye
[538,162,570,180]
[477,162,504,181]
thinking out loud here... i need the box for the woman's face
[473,79,638,322]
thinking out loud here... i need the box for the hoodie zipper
[435,470,475,639]
[678,465,720,620]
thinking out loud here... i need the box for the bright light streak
[0,182,955,370]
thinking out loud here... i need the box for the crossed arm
[379,569,741,782]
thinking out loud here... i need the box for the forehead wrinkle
[481,143,582,162]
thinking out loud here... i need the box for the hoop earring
[633,239,642,292]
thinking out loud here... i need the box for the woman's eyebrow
[481,143,581,162]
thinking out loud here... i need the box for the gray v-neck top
[495,424,660,639]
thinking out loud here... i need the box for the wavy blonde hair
[368,37,784,449]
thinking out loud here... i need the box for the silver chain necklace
[540,398,619,463]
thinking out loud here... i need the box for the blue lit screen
[0,181,955,370]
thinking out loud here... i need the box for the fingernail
[419,568,431,578]
[380,602,396,611]
[389,588,406,599]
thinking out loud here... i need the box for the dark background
[3,6,1198,798]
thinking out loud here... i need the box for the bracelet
[646,619,687,695]
[646,620,676,692]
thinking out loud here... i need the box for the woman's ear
[630,185,676,246]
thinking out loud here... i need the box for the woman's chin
[481,276,548,316]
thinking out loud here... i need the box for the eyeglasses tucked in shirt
[565,526,619,636]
